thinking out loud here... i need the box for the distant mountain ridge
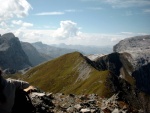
[21,42,51,66]
[0,33,31,70]
[32,42,76,58]
[51,43,112,55]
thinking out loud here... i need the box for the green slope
[24,52,113,97]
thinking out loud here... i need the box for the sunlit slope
[24,52,113,97]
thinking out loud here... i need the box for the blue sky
[0,0,150,46]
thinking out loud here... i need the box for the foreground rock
[30,92,141,113]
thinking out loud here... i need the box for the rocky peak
[0,33,32,70]
[1,32,15,39]
[0,33,20,51]
[113,35,150,70]
[113,35,150,53]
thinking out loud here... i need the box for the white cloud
[13,29,54,44]
[0,0,32,21]
[120,32,148,36]
[35,9,82,16]
[65,9,77,12]
[65,9,82,12]
[35,12,64,16]
[11,29,126,46]
[120,32,134,35]
[0,22,8,28]
[52,20,79,40]
[61,32,130,46]
[12,20,33,28]
[106,0,150,8]
[82,0,150,8]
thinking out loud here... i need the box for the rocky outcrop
[30,92,139,113]
[0,33,31,70]
[21,42,51,66]
[113,35,150,70]
[113,35,150,52]
[113,35,150,93]
[112,35,150,112]
[91,53,123,76]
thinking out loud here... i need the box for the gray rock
[113,35,150,70]
[74,104,82,110]
[0,33,31,70]
[28,91,139,113]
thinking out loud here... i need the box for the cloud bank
[12,20,33,28]
[4,20,140,47]
[0,0,32,22]
[35,12,64,16]
[1,20,145,46]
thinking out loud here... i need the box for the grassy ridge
[24,52,112,97]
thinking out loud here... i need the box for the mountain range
[0,33,112,71]
[23,35,150,112]
[1,32,150,112]
[51,43,112,55]
[31,42,76,59]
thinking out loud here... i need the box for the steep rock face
[93,53,140,105]
[21,42,51,66]
[91,53,122,76]
[113,35,150,93]
[0,33,31,70]
[114,35,150,70]
[112,35,150,112]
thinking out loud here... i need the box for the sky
[0,0,150,46]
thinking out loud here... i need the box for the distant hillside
[52,43,112,55]
[32,42,76,58]
[0,33,31,70]
[21,42,52,66]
